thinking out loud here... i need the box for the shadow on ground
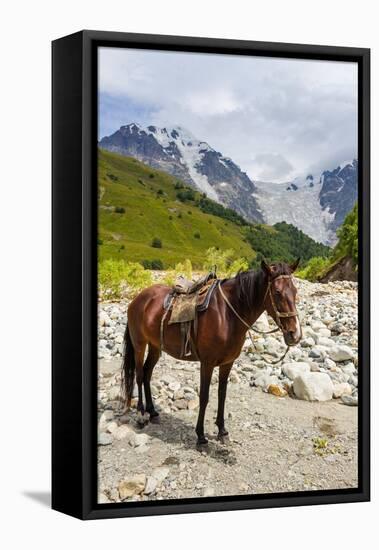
[23,491,51,508]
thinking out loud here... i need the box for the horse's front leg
[195,363,213,445]
[216,362,233,440]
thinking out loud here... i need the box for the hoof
[136,411,148,427]
[149,413,160,424]
[196,436,208,446]
[217,428,229,438]
[217,434,230,445]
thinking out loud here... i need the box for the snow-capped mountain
[253,161,357,246]
[99,123,264,223]
[99,123,357,245]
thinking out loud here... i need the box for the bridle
[264,274,299,333]
[218,274,300,365]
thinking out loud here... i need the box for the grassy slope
[98,149,255,268]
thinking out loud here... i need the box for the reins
[218,275,300,365]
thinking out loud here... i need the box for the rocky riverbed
[97,278,359,503]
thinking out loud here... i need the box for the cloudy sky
[99,47,357,182]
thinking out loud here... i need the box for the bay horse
[121,259,302,445]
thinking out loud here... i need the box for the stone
[187,399,198,410]
[174,399,188,410]
[98,433,113,445]
[98,492,111,504]
[229,371,240,383]
[107,386,121,401]
[293,372,334,401]
[203,487,215,497]
[329,345,355,362]
[99,311,111,327]
[333,383,352,399]
[152,466,170,483]
[134,433,150,447]
[316,337,335,347]
[254,374,279,391]
[113,425,134,441]
[114,333,124,344]
[341,394,358,406]
[267,384,287,397]
[301,337,315,348]
[118,474,146,500]
[168,381,181,392]
[282,362,311,380]
[340,362,356,375]
[324,357,337,370]
[106,421,118,434]
[144,476,158,495]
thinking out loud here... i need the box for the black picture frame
[52,30,370,520]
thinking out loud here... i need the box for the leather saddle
[161,271,218,358]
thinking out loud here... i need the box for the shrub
[176,189,195,202]
[203,247,248,278]
[97,238,103,245]
[163,259,193,286]
[151,237,162,248]
[194,231,200,239]
[297,257,330,282]
[168,215,173,220]
[174,181,184,189]
[141,259,164,270]
[114,206,125,214]
[149,173,155,179]
[98,259,152,299]
[157,189,164,196]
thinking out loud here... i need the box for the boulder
[293,372,334,401]
[282,362,311,380]
[329,345,355,362]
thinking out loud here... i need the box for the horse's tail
[120,324,135,408]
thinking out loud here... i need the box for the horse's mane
[234,262,292,310]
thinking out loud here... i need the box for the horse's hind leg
[134,344,148,426]
[216,362,233,440]
[195,363,214,445]
[143,344,160,422]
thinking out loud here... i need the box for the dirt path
[98,358,357,502]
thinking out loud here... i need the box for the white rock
[106,421,118,434]
[152,466,170,483]
[144,476,158,495]
[329,345,355,362]
[316,337,335,347]
[333,383,352,399]
[282,362,311,380]
[293,372,334,401]
[341,394,358,406]
[311,320,327,331]
[340,362,356,375]
[134,433,150,447]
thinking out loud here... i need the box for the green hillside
[98,149,331,271]
[98,149,254,268]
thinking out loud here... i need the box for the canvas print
[97,47,358,504]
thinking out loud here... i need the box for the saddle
[161,271,218,358]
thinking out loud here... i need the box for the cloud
[252,153,294,181]
[99,47,358,182]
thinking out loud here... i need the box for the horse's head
[261,259,302,346]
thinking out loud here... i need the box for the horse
[120,259,302,446]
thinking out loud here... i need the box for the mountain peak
[99,122,263,222]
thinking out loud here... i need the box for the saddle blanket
[168,293,198,324]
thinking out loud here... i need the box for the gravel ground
[98,357,357,503]
[97,278,358,503]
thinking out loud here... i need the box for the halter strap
[217,275,300,366]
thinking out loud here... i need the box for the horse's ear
[290,257,300,273]
[261,259,273,277]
